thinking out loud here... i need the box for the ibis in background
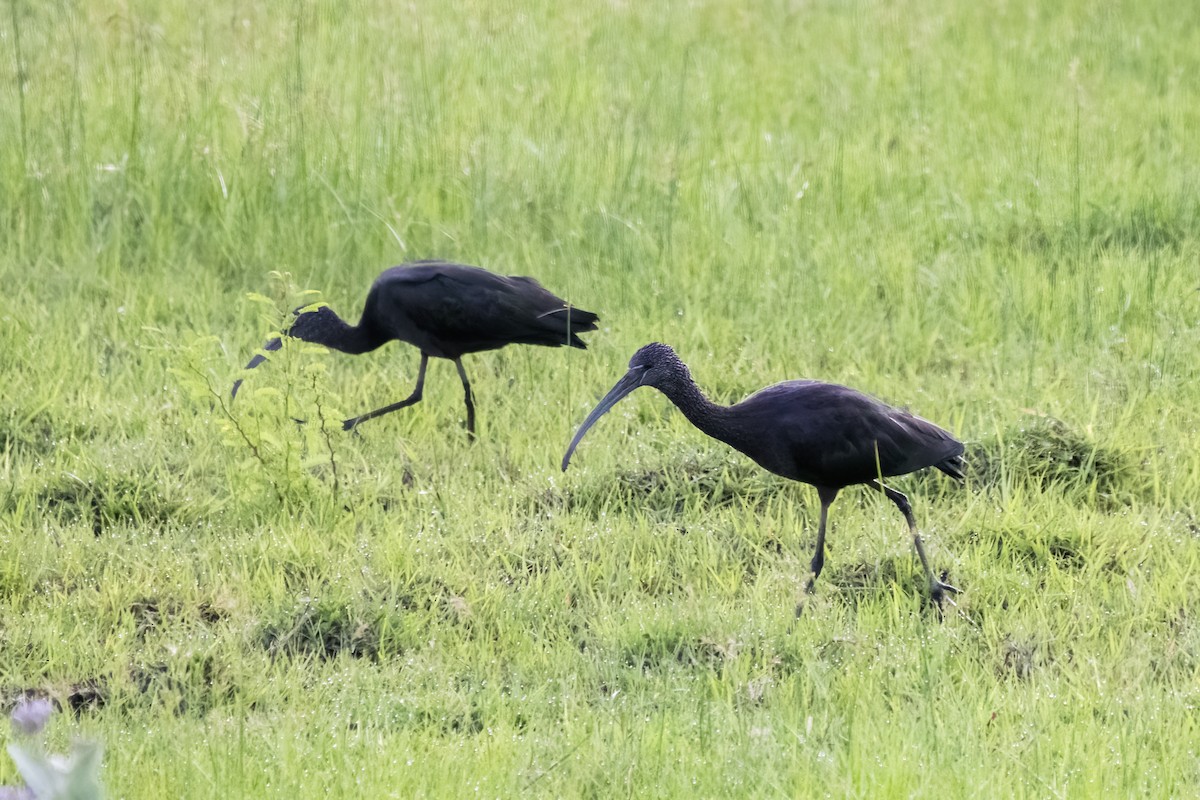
[233,260,599,438]
[562,342,965,611]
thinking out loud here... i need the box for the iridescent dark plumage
[232,261,599,437]
[563,342,964,611]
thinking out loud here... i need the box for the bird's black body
[350,263,597,358]
[698,380,964,489]
[563,343,964,610]
[233,261,598,436]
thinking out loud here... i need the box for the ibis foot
[929,579,960,613]
[793,573,822,619]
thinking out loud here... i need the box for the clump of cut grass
[259,596,388,662]
[994,634,1053,681]
[1,682,108,721]
[967,415,1147,508]
[615,627,746,672]
[18,470,188,536]
[129,653,234,717]
[63,680,108,718]
[826,554,907,593]
[128,595,231,639]
[0,410,96,457]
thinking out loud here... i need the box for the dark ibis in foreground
[562,343,965,610]
[232,260,599,437]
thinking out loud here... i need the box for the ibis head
[562,343,690,471]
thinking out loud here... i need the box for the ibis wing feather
[370,263,597,356]
[718,381,963,486]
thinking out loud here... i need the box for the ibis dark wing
[724,381,963,487]
[368,262,597,358]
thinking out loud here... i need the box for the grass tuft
[22,471,188,536]
[259,596,385,662]
[967,415,1148,508]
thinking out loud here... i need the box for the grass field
[3,0,1200,796]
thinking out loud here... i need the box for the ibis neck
[664,377,736,445]
[291,311,385,355]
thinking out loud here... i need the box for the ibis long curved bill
[231,337,284,399]
[561,365,648,471]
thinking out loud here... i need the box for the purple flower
[10,698,53,737]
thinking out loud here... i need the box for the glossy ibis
[232,260,599,437]
[562,343,964,610]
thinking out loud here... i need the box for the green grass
[3,0,1200,796]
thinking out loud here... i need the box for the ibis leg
[454,358,477,440]
[868,480,959,606]
[342,353,429,431]
[804,487,839,594]
[797,487,839,618]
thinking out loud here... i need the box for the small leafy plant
[164,272,349,506]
